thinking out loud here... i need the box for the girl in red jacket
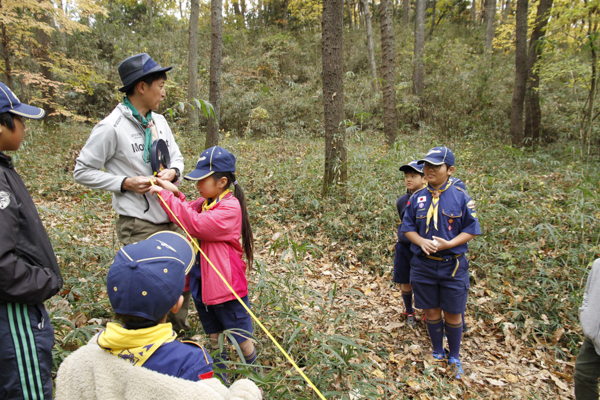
[149,146,255,384]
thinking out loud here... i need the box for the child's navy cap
[399,160,424,174]
[184,146,236,181]
[417,146,455,167]
[0,82,45,119]
[117,53,172,93]
[107,231,195,322]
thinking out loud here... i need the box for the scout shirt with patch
[97,322,213,382]
[401,182,481,257]
[0,152,63,304]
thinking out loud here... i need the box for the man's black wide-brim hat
[117,53,172,93]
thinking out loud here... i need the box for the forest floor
[22,124,587,399]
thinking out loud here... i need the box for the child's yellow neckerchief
[201,189,231,213]
[97,322,176,367]
[425,180,451,234]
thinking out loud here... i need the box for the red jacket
[157,190,248,305]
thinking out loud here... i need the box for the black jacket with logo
[0,152,62,304]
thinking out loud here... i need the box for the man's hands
[122,176,153,194]
[148,178,180,197]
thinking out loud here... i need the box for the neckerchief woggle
[123,96,153,164]
[97,322,176,366]
[425,180,452,234]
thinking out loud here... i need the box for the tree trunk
[346,0,354,28]
[413,0,425,97]
[206,0,223,149]
[402,0,410,26]
[509,0,528,146]
[485,0,496,52]
[470,0,476,23]
[187,0,200,133]
[362,0,378,91]
[583,15,598,149]
[502,0,511,21]
[232,0,242,26]
[34,2,55,120]
[0,22,13,90]
[241,0,246,21]
[380,0,397,145]
[524,0,552,142]
[322,0,346,196]
[428,0,436,37]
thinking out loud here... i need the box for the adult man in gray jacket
[574,259,600,399]
[74,53,190,333]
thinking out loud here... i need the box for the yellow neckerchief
[425,180,452,234]
[97,322,176,367]
[201,189,231,213]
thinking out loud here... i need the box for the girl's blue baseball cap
[0,82,45,119]
[417,146,455,166]
[184,146,236,181]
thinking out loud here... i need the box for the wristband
[120,177,128,193]
[171,168,181,183]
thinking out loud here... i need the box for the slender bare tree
[413,0,425,97]
[380,0,397,145]
[403,0,410,26]
[361,0,378,91]
[187,0,200,133]
[485,0,496,52]
[524,0,553,142]
[470,0,477,23]
[206,0,223,148]
[509,0,528,145]
[34,1,55,120]
[322,0,346,196]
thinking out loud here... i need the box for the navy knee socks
[401,290,414,315]
[445,321,463,359]
[426,317,445,355]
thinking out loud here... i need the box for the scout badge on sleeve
[150,139,170,176]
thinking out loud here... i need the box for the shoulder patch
[0,191,10,209]
[467,200,476,209]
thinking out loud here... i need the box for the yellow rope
[151,181,327,400]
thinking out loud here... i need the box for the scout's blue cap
[117,53,173,93]
[399,160,424,174]
[107,231,195,322]
[418,146,455,167]
[0,82,44,119]
[184,146,236,181]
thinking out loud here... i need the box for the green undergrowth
[15,121,599,398]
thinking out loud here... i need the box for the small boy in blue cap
[96,231,214,381]
[0,82,63,400]
[401,146,481,379]
[394,160,425,328]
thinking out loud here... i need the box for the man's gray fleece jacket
[581,258,600,355]
[73,104,184,224]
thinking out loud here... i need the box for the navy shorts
[410,254,469,314]
[195,296,253,345]
[393,241,413,284]
[0,302,54,400]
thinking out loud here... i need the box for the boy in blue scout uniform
[96,231,214,381]
[394,160,425,329]
[401,146,481,379]
[0,82,63,400]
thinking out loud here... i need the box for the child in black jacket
[0,82,63,400]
